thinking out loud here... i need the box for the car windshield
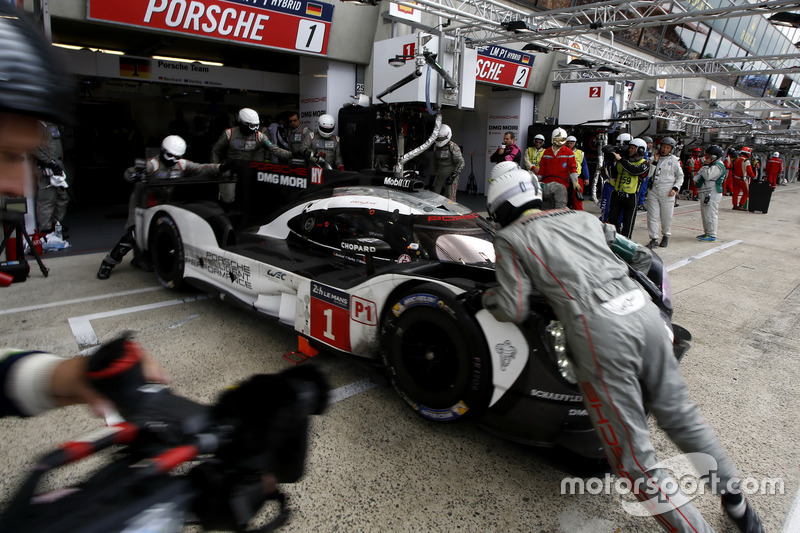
[412,214,495,266]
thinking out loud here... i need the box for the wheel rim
[397,319,461,394]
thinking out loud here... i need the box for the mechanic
[0,2,168,419]
[565,135,590,210]
[536,128,580,210]
[645,137,684,249]
[694,145,727,243]
[606,137,649,238]
[31,121,69,237]
[731,147,755,211]
[636,135,654,211]
[489,131,522,164]
[287,111,313,158]
[430,124,465,201]
[97,135,231,280]
[723,147,737,196]
[306,113,345,170]
[683,146,703,201]
[211,108,291,203]
[522,133,545,173]
[473,163,765,533]
[599,133,632,223]
[765,151,783,190]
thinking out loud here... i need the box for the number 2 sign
[588,86,602,98]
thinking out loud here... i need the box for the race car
[135,160,691,459]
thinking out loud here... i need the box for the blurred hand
[50,351,168,417]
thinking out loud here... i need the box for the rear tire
[382,284,492,421]
[151,214,185,290]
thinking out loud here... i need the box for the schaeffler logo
[561,453,783,517]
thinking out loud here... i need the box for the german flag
[119,58,151,79]
[521,55,530,64]
[306,2,323,16]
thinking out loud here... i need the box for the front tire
[381,284,492,422]
[151,214,185,290]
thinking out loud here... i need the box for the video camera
[0,334,329,533]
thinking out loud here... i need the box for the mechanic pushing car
[471,164,765,533]
[211,108,291,203]
[430,124,465,201]
[305,113,344,170]
[97,135,231,280]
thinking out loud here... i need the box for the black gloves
[445,172,458,185]
[219,160,234,174]
[47,159,63,175]
[456,288,484,313]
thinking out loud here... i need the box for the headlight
[546,320,576,384]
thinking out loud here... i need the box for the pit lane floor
[1,184,799,532]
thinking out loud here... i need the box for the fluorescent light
[53,43,82,50]
[153,55,223,67]
[53,43,125,55]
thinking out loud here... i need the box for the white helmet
[772,152,780,158]
[238,108,260,131]
[552,128,568,147]
[487,165,542,226]
[630,138,647,156]
[534,134,545,143]
[617,133,632,145]
[566,135,577,143]
[161,135,186,164]
[317,113,335,138]
[436,124,453,147]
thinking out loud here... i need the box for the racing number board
[310,282,351,352]
[89,0,334,55]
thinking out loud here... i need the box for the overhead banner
[475,45,533,89]
[88,0,334,55]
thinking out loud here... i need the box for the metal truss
[390,0,800,81]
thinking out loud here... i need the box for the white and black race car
[135,161,690,459]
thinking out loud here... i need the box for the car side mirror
[341,238,392,275]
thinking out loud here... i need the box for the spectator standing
[645,137,683,249]
[489,131,521,164]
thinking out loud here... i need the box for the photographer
[0,3,165,419]
[604,137,649,238]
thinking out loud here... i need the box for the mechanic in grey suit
[474,164,764,533]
